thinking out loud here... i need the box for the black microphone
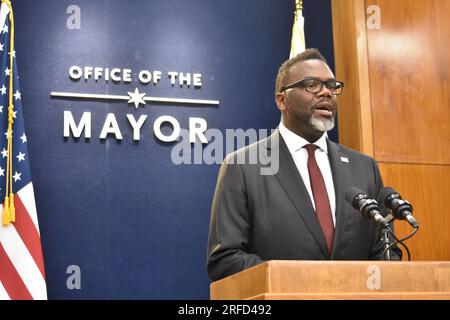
[378,187,419,228]
[345,187,388,227]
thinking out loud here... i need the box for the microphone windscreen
[345,186,365,208]
[377,186,398,206]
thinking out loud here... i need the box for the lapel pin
[340,156,349,163]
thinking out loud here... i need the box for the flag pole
[289,0,306,58]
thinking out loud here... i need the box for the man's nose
[317,84,333,97]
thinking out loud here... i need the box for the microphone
[378,187,419,228]
[345,187,388,227]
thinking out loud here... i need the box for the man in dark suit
[207,48,401,282]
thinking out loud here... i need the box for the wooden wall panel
[366,0,450,164]
[379,163,450,261]
[332,0,450,261]
[331,0,374,156]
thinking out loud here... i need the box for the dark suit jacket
[207,130,401,281]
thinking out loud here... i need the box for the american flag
[0,1,47,300]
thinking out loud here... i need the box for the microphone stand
[381,227,391,260]
[381,213,395,261]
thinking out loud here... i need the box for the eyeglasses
[280,77,344,95]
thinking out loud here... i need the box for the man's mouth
[313,102,335,118]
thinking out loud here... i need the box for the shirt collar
[279,121,328,154]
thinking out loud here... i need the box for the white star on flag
[14,90,21,100]
[13,171,22,182]
[1,147,7,158]
[2,24,7,33]
[20,133,27,143]
[0,43,3,51]
[5,67,10,76]
[8,50,15,58]
[16,152,25,162]
[0,106,3,113]
[0,166,4,176]
[0,84,6,94]
[4,129,12,138]
[127,88,146,109]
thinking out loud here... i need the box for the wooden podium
[210,261,450,300]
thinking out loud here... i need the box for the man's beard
[309,114,335,132]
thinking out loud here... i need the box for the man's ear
[275,92,287,112]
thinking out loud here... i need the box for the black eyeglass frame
[279,77,344,95]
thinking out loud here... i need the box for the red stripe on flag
[0,243,33,300]
[13,194,46,279]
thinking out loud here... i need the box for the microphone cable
[381,225,419,261]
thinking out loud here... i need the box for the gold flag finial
[290,0,306,58]
[295,0,303,11]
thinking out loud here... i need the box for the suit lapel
[266,130,330,257]
[327,140,353,258]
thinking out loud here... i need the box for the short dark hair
[275,48,328,93]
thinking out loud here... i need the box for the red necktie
[304,144,334,253]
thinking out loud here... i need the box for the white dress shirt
[279,122,336,226]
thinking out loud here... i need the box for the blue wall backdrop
[12,0,335,299]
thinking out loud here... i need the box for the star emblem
[20,133,27,143]
[16,152,25,162]
[0,85,6,95]
[5,67,10,77]
[13,171,21,182]
[127,88,146,109]
[0,167,4,176]
[14,90,21,100]
[1,148,7,158]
